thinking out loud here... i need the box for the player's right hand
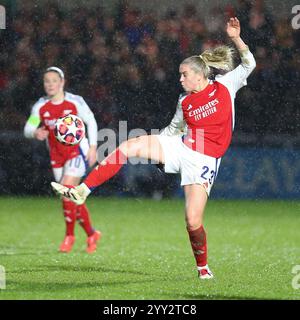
[226,17,240,39]
[34,127,49,141]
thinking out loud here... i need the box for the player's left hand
[86,145,97,167]
[226,17,240,39]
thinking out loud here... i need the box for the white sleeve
[216,46,256,97]
[76,96,98,146]
[24,98,44,138]
[160,95,187,136]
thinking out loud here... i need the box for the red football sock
[187,225,207,267]
[77,204,94,237]
[62,198,77,236]
[84,148,127,189]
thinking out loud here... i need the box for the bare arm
[226,17,248,51]
[226,17,256,69]
[216,17,256,94]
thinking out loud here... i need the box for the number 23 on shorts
[200,166,216,185]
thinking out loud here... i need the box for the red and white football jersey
[161,48,256,158]
[25,92,97,168]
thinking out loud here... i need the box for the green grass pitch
[0,197,299,300]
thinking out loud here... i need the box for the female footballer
[24,67,101,253]
[52,18,256,278]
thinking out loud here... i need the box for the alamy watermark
[0,265,5,289]
[95,121,204,165]
[292,265,300,289]
[0,5,5,29]
[292,5,300,29]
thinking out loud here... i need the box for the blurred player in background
[52,18,256,278]
[24,67,101,253]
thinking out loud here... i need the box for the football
[54,114,85,146]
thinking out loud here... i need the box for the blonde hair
[181,45,235,78]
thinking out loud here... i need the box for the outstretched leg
[85,135,165,189]
[52,135,165,204]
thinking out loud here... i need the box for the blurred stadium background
[0,0,299,199]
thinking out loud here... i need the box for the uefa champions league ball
[54,114,85,146]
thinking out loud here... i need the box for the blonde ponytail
[181,45,235,78]
[201,46,235,72]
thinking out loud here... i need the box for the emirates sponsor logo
[188,98,219,121]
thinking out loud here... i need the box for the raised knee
[120,138,141,157]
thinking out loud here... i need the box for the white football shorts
[52,140,89,182]
[156,135,221,196]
